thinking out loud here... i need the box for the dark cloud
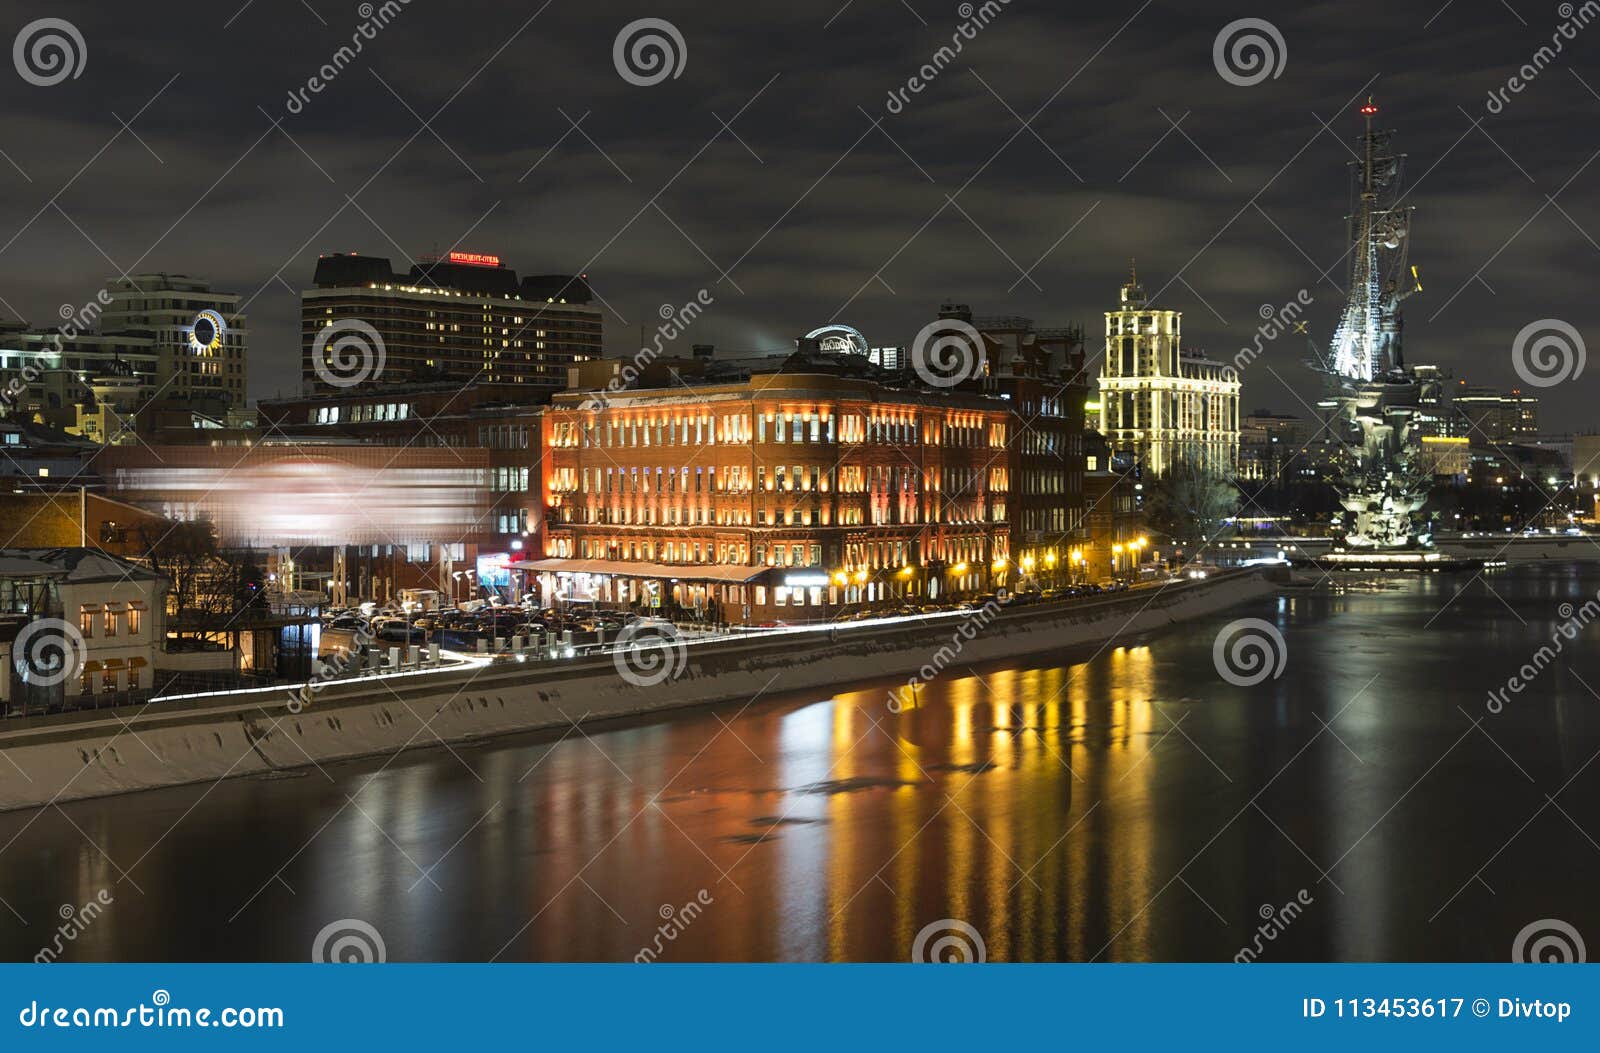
[0,0,1595,424]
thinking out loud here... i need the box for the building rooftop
[311,252,594,304]
[0,547,165,584]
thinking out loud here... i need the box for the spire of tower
[1120,259,1146,308]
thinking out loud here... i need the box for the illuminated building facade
[1453,385,1539,444]
[0,324,157,435]
[0,272,244,439]
[962,308,1090,588]
[1095,266,1240,477]
[1082,430,1145,583]
[1239,411,1309,482]
[1577,435,1600,524]
[0,548,166,712]
[101,274,248,406]
[1420,435,1470,477]
[534,373,1014,624]
[303,252,600,394]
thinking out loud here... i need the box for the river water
[4,563,1599,962]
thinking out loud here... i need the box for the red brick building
[532,373,1014,624]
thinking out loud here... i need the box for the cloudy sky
[1,0,1595,428]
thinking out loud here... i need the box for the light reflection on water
[3,564,1600,961]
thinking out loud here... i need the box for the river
[4,563,1599,962]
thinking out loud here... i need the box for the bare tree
[1144,459,1240,545]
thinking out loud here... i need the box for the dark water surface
[4,564,1600,962]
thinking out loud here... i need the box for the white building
[0,548,166,711]
[1095,265,1240,476]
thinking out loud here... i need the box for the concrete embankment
[0,569,1279,812]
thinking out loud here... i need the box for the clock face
[188,310,227,353]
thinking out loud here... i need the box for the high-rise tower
[1097,261,1239,477]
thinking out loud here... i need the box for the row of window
[556,499,1006,528]
[490,467,531,492]
[312,402,414,424]
[554,411,1006,450]
[76,603,146,639]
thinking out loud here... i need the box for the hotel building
[302,251,601,394]
[532,373,1016,624]
[1095,266,1240,476]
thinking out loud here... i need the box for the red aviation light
[1360,103,1379,116]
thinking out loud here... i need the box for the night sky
[1,0,1596,428]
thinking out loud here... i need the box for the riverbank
[1231,534,1600,566]
[0,569,1280,812]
